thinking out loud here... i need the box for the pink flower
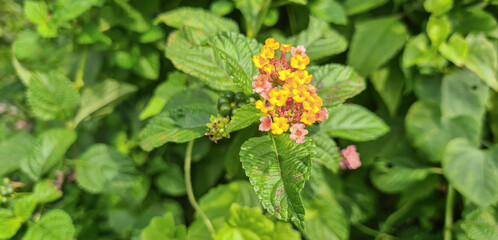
[289,123,308,144]
[339,145,361,170]
[252,74,272,96]
[291,45,306,57]
[259,115,272,131]
[316,108,329,123]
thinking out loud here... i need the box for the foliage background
[0,0,497,239]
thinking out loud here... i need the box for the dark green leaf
[226,104,265,133]
[343,0,388,15]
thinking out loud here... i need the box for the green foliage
[23,209,75,240]
[141,213,187,240]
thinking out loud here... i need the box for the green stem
[74,49,87,90]
[184,140,215,237]
[378,201,414,237]
[444,185,455,240]
[353,222,397,240]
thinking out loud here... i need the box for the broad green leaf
[225,104,265,133]
[370,61,404,116]
[207,32,263,95]
[461,205,498,240]
[13,195,37,221]
[27,72,80,121]
[133,46,159,80]
[286,17,347,60]
[24,0,48,25]
[239,134,314,230]
[427,15,451,47]
[439,33,468,66]
[424,0,453,16]
[234,0,271,38]
[113,0,149,33]
[34,180,63,204]
[74,79,137,125]
[52,0,97,23]
[155,162,186,196]
[309,0,347,25]
[307,64,365,107]
[304,198,349,240]
[402,34,432,68]
[141,213,187,240]
[309,131,341,173]
[406,101,480,162]
[348,17,408,76]
[23,209,75,240]
[441,69,489,120]
[464,34,498,91]
[140,71,187,120]
[0,210,23,239]
[0,132,36,177]
[76,144,136,193]
[343,0,388,15]
[320,104,389,142]
[21,129,76,181]
[443,139,498,208]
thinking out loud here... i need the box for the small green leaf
[309,131,341,173]
[141,213,187,240]
[402,34,432,68]
[0,210,23,239]
[348,16,408,76]
[239,134,314,230]
[77,24,112,46]
[34,180,62,204]
[427,15,451,47]
[320,104,389,142]
[424,0,453,16]
[309,0,347,25]
[226,104,265,133]
[24,1,49,25]
[0,132,36,177]
[52,0,97,23]
[443,139,498,208]
[343,0,388,15]
[23,209,75,240]
[439,33,468,66]
[210,0,235,16]
[464,34,498,91]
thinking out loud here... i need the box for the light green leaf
[343,0,388,15]
[34,180,62,204]
[27,72,80,121]
[133,46,159,80]
[155,162,186,196]
[13,30,40,60]
[210,0,235,16]
[0,132,36,177]
[461,205,498,240]
[52,0,97,23]
[13,195,37,221]
[24,1,49,25]
[424,0,453,16]
[427,15,451,47]
[443,139,498,208]
[348,17,408,76]
[76,144,136,193]
[23,209,75,240]
[239,134,314,230]
[439,33,468,66]
[141,213,187,240]
[21,129,76,181]
[74,79,137,125]
[307,64,365,107]
[309,131,341,173]
[309,0,347,25]
[139,25,164,43]
[402,34,432,68]
[226,104,265,133]
[370,61,404,116]
[286,17,347,60]
[0,210,23,239]
[464,34,498,91]
[320,104,389,142]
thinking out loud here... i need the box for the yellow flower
[262,63,275,74]
[269,88,290,106]
[292,85,310,103]
[271,117,289,135]
[301,111,316,125]
[260,45,275,59]
[303,94,322,113]
[290,55,310,70]
[280,44,292,52]
[253,55,269,68]
[255,99,274,113]
[278,69,294,81]
[265,38,280,50]
[295,70,312,85]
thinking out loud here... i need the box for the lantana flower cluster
[252,38,328,144]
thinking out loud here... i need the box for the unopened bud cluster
[0,178,14,204]
[205,114,230,143]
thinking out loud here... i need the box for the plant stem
[184,140,215,237]
[378,201,414,237]
[353,222,397,240]
[444,185,455,240]
[74,49,87,90]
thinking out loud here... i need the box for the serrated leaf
[24,0,48,25]
[76,144,136,193]
[464,34,498,91]
[27,72,80,121]
[74,79,137,125]
[309,131,340,173]
[348,17,408,76]
[34,180,62,204]
[461,205,498,240]
[0,210,23,239]
[239,134,314,230]
[226,104,265,133]
[141,213,187,240]
[320,104,389,142]
[23,209,75,240]
[307,64,365,107]
[343,0,388,15]
[0,132,36,177]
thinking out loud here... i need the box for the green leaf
[460,205,498,240]
[225,128,257,179]
[464,34,498,91]
[309,0,347,25]
[34,180,63,204]
[343,0,388,15]
[24,1,49,25]
[139,25,164,43]
[74,79,137,125]
[207,32,263,95]
[320,104,389,142]
[304,197,349,240]
[370,61,404,116]
[0,132,36,177]
[23,209,75,240]
[348,17,408,76]
[309,131,341,173]
[234,0,271,38]
[76,144,136,193]
[141,213,187,240]
[27,72,80,121]
[226,104,265,133]
[451,9,497,35]
[424,0,453,16]
[239,134,314,230]
[286,17,347,60]
[77,24,112,46]
[307,64,365,107]
[13,30,40,60]
[402,34,432,68]
[52,0,97,23]
[113,0,149,33]
[13,195,37,221]
[155,162,186,196]
[133,46,159,80]
[427,15,451,47]
[439,33,468,66]
[210,0,235,16]
[0,210,23,239]
[443,139,498,208]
